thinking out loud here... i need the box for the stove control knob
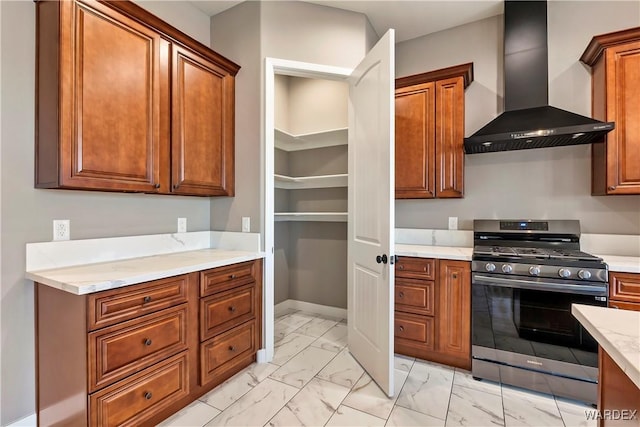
[558,268,571,278]
[502,264,513,274]
[578,270,592,280]
[529,266,541,276]
[485,263,496,272]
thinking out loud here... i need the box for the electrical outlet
[53,219,70,241]
[242,217,250,233]
[448,216,458,230]
[177,217,187,233]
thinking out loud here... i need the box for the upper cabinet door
[37,0,162,192]
[435,77,465,198]
[348,29,395,398]
[395,82,436,199]
[171,45,235,196]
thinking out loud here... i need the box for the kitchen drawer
[200,261,258,297]
[396,257,436,280]
[609,271,640,304]
[395,278,435,316]
[201,283,257,341]
[200,320,256,386]
[89,351,189,427]
[394,311,434,349]
[89,305,188,392]
[609,299,640,311]
[88,275,189,331]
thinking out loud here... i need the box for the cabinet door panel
[609,271,640,304]
[437,260,470,366]
[395,82,435,199]
[61,1,161,191]
[172,45,235,196]
[435,77,464,198]
[605,42,640,194]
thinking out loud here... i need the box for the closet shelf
[274,212,347,222]
[275,127,347,152]
[274,173,348,189]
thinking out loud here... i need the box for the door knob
[376,254,388,264]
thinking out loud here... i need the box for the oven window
[472,284,603,368]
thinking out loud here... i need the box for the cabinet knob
[229,274,237,279]
[608,186,616,191]
[398,326,404,332]
[398,292,404,298]
[154,183,160,189]
[173,184,179,190]
[398,265,404,270]
[143,296,152,304]
[144,392,153,400]
[611,305,619,309]
[452,273,458,279]
[143,338,152,346]
[228,345,236,352]
[228,306,236,313]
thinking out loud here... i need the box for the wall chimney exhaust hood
[464,0,614,154]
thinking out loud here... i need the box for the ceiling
[189,1,504,43]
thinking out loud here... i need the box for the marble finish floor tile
[445,384,504,426]
[269,345,337,388]
[555,397,598,427]
[294,316,339,338]
[272,332,317,365]
[394,354,415,373]
[387,405,446,427]
[341,369,409,420]
[267,378,351,426]
[311,323,348,353]
[199,362,280,410]
[204,378,298,426]
[453,369,502,396]
[157,401,220,426]
[396,360,454,420]
[316,348,365,389]
[502,385,564,427]
[325,405,386,427]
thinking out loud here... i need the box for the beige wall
[395,3,640,234]
[0,1,212,423]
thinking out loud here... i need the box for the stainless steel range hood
[464,0,614,154]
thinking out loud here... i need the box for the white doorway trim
[263,58,352,361]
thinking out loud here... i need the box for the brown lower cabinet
[36,259,262,426]
[394,257,471,370]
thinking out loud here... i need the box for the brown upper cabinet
[35,0,239,196]
[581,27,640,195]
[395,63,473,199]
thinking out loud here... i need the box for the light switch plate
[177,217,187,233]
[242,217,250,233]
[448,217,458,230]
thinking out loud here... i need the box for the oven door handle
[472,274,607,296]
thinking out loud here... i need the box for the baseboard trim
[275,299,347,320]
[8,413,36,427]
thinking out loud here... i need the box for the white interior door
[347,29,395,397]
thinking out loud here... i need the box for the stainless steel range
[471,219,607,404]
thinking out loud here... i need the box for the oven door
[472,273,607,376]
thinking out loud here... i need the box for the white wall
[0,1,212,424]
[395,2,640,234]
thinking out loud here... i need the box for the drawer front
[201,261,257,297]
[89,305,188,392]
[395,311,434,349]
[395,278,435,315]
[90,352,189,427]
[88,275,189,330]
[609,299,640,312]
[201,321,256,385]
[396,257,436,280]
[201,283,257,341]
[609,271,640,304]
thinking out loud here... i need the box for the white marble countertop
[395,244,473,261]
[572,304,640,389]
[26,249,265,295]
[597,254,640,274]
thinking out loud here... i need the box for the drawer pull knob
[144,391,153,400]
[608,186,616,191]
[611,305,619,309]
[398,265,404,270]
[398,292,404,298]
[229,274,237,279]
[143,296,152,304]
[228,306,236,313]
[398,326,404,332]
[452,273,458,279]
[143,338,152,346]
[154,183,160,189]
[229,345,236,352]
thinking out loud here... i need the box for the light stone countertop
[395,243,473,261]
[572,304,640,389]
[596,254,640,274]
[26,249,265,295]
